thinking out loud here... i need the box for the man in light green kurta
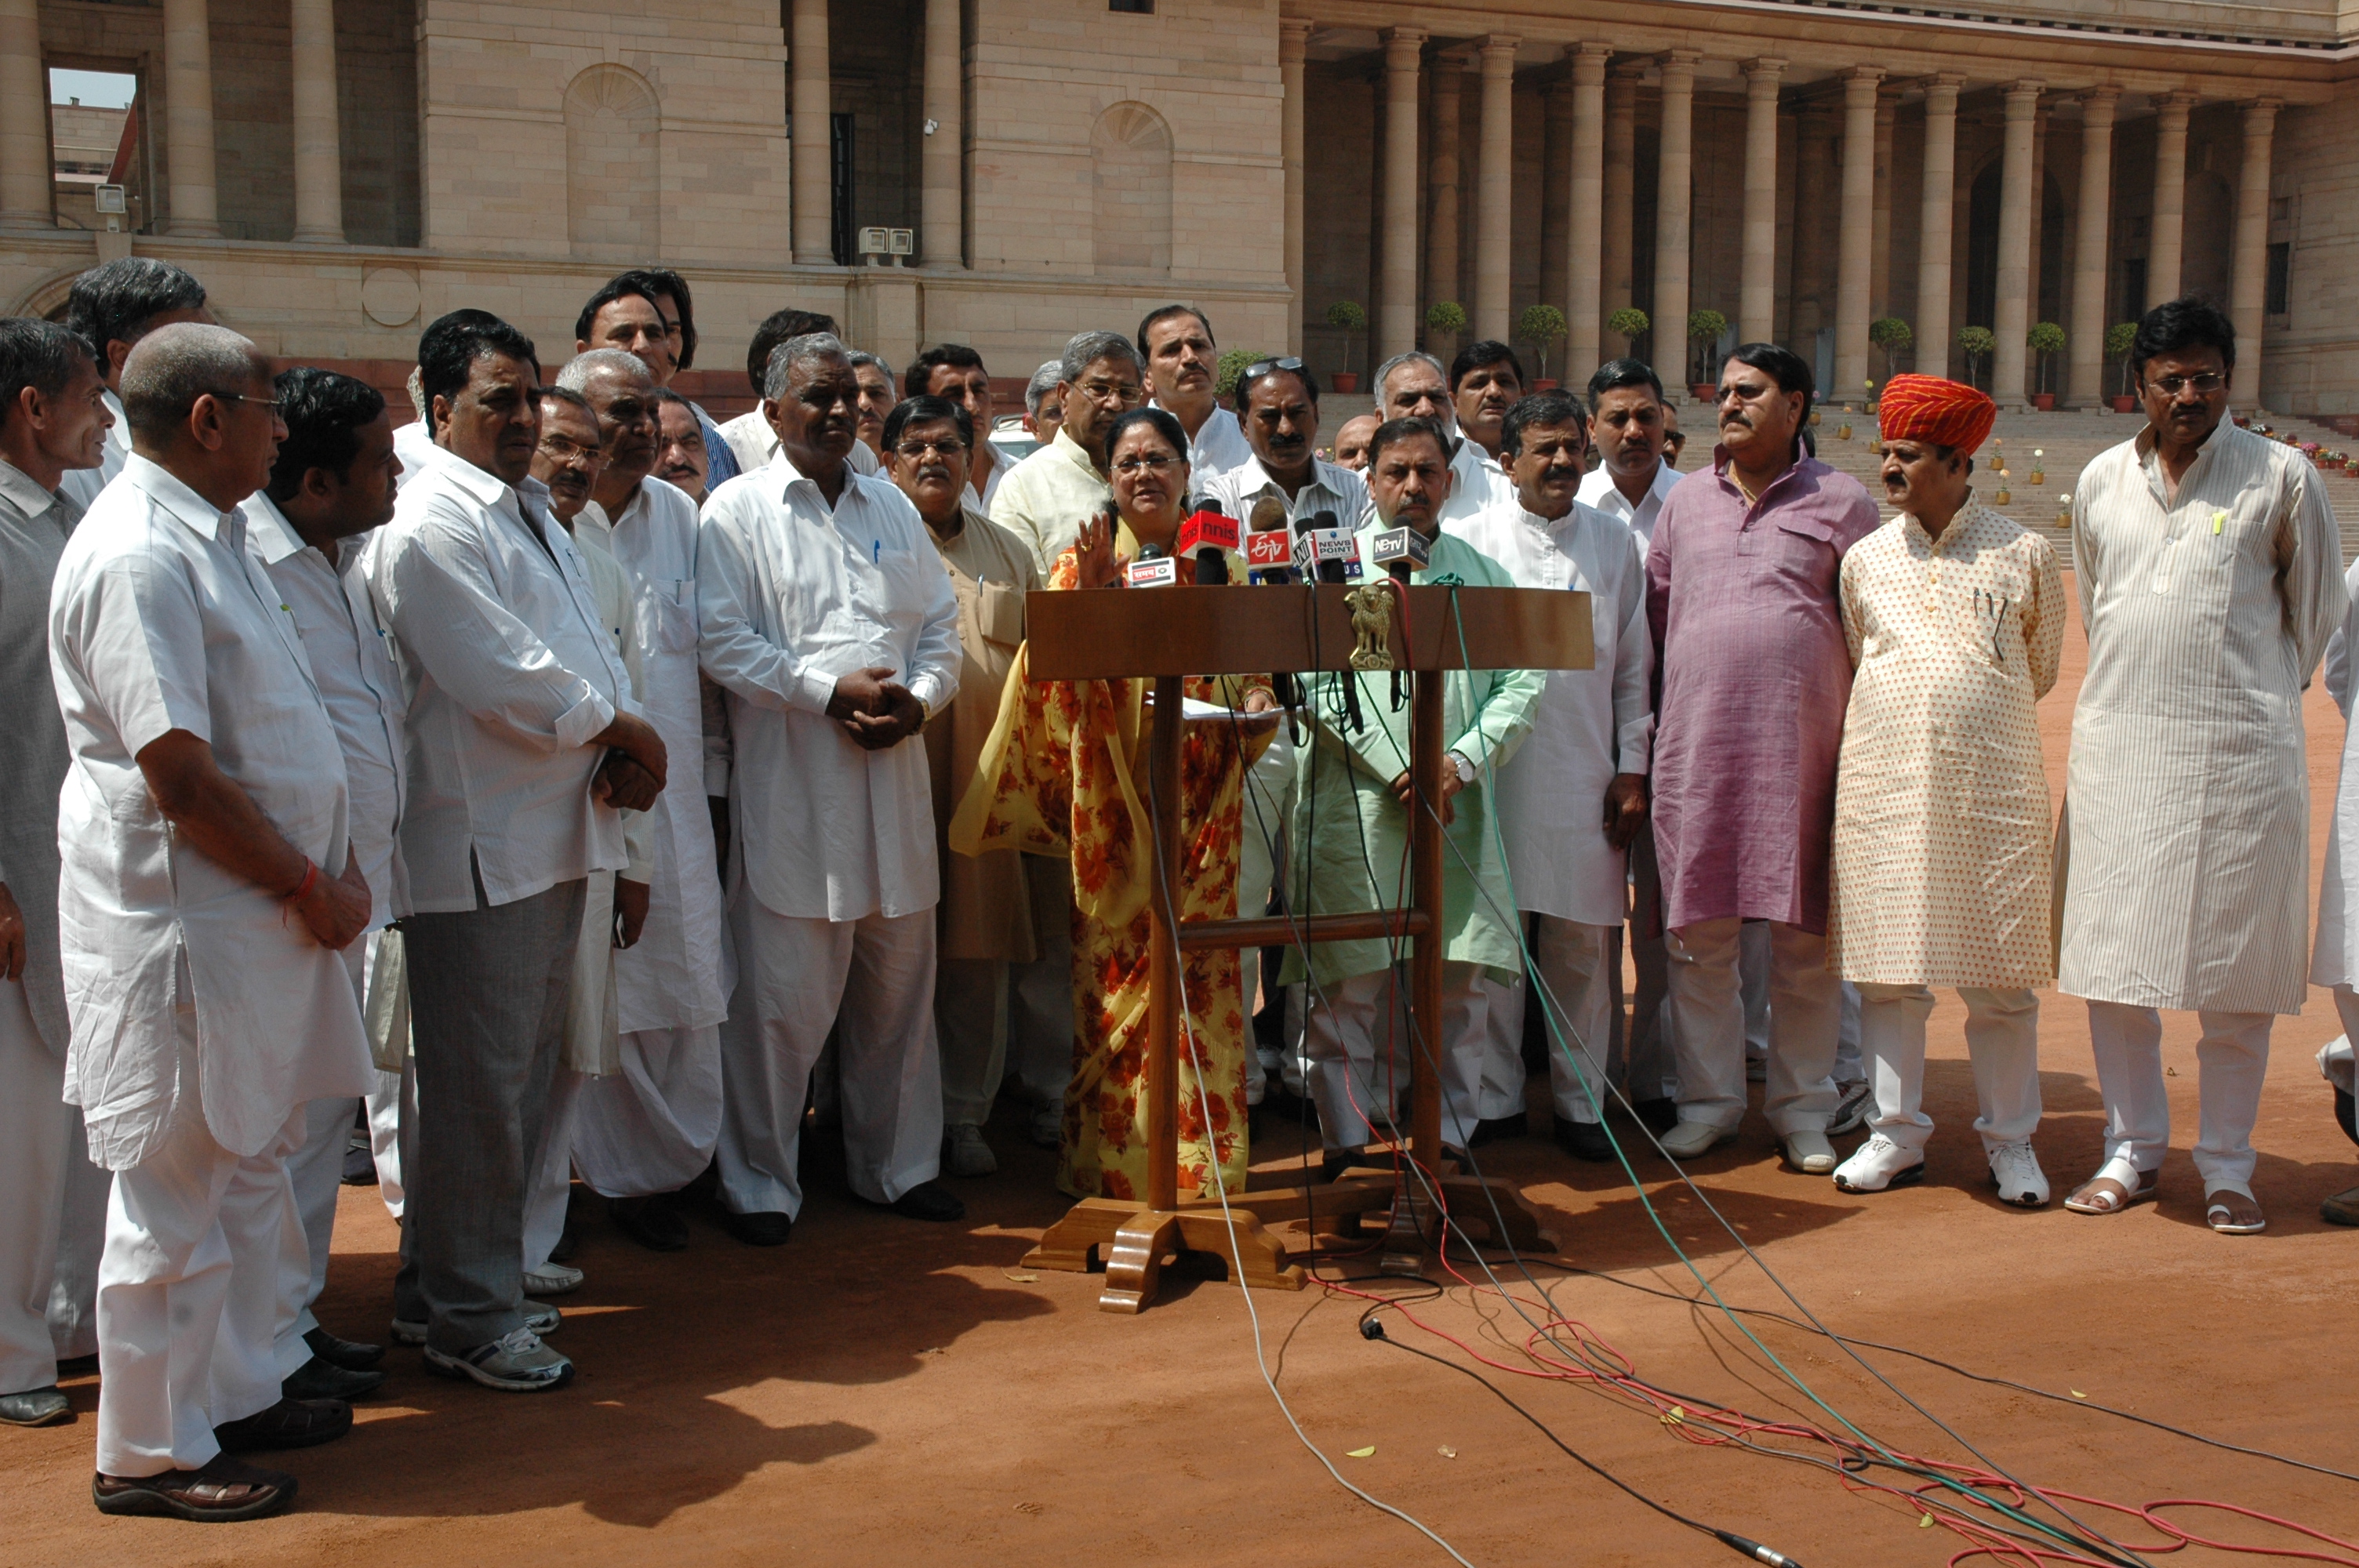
[1286,417,1541,1167]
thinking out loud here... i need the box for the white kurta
[1439,436,1515,528]
[2063,417,2348,1014]
[1152,401,1252,484]
[718,409,881,481]
[577,478,730,1033]
[1448,496,1654,924]
[2310,557,2359,990]
[697,456,961,921]
[49,456,372,1168]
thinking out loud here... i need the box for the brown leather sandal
[93,1454,296,1521]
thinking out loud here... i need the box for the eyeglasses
[223,394,283,412]
[1078,379,1144,406]
[1241,356,1307,382]
[2146,372,2226,397]
[536,435,609,467]
[892,438,969,460]
[1112,453,1180,475]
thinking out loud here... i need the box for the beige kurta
[1828,503,2063,986]
[925,502,1041,963]
[2061,416,2347,1014]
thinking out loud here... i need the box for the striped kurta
[2059,417,2347,1014]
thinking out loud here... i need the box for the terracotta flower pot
[2111,395,2138,413]
[1691,383,1716,401]
[1331,372,1359,394]
[1532,378,1559,393]
[2030,393,2055,412]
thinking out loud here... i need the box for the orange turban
[1876,374,1996,456]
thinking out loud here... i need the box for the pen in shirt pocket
[874,539,882,564]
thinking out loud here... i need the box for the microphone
[1125,541,1179,587]
[1292,509,1363,583]
[1369,525,1431,584]
[1245,495,1292,584]
[1177,498,1238,584]
[1311,509,1347,586]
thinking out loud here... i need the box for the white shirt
[718,408,881,481]
[1203,452,1370,535]
[1577,458,1683,546]
[697,455,961,922]
[49,456,371,1167]
[369,452,635,913]
[246,494,410,927]
[577,478,731,1033]
[1154,401,1252,485]
[56,388,129,513]
[391,416,442,492]
[1441,437,1516,528]
[1448,495,1655,925]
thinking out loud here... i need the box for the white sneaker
[1833,1133,1925,1192]
[391,1298,560,1346]
[1782,1129,1838,1175]
[943,1123,998,1178]
[423,1327,574,1392]
[523,1262,584,1296]
[1027,1103,1063,1150]
[1988,1141,2049,1207]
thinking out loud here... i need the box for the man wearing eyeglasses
[2058,296,2346,1236]
[989,330,1142,568]
[1139,305,1251,482]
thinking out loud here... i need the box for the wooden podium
[1017,580,1594,1313]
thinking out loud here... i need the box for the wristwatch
[1448,750,1476,786]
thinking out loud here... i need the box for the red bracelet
[285,859,318,902]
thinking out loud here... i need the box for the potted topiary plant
[1517,303,1568,389]
[1424,300,1467,367]
[1325,300,1368,393]
[2026,321,2066,410]
[2106,321,2139,412]
[1607,306,1649,361]
[1955,325,1997,392]
[1870,318,1913,382]
[1687,308,1728,398]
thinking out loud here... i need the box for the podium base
[1021,1171,1557,1314]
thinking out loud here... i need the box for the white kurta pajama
[1830,504,2065,1155]
[2064,417,2346,1197]
[49,456,372,1476]
[1448,497,1656,1125]
[699,456,961,1218]
[245,495,413,1374]
[2310,561,2359,1120]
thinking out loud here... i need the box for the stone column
[791,0,834,263]
[1652,50,1699,397]
[1,0,52,228]
[1474,34,1519,343]
[1379,27,1427,361]
[1870,90,1896,323]
[1567,44,1608,379]
[1281,20,1310,348]
[1991,80,2044,407]
[1738,57,1785,346]
[1917,74,1962,378]
[1540,80,1571,333]
[1425,53,1461,328]
[2147,90,2194,307]
[289,0,344,243]
[162,0,222,236]
[921,0,962,267]
[1601,65,1637,353]
[1787,104,1833,354]
[2230,98,2279,405]
[1834,67,1884,405]
[2067,88,2118,408]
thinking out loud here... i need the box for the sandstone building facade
[0,0,2351,412]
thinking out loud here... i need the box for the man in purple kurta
[1645,344,1880,1174]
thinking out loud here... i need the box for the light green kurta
[1284,527,1542,987]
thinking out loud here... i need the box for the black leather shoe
[722,1208,794,1247]
[213,1396,352,1453]
[282,1355,385,1402]
[1469,1112,1528,1148]
[302,1325,384,1371]
[888,1181,966,1222]
[610,1195,690,1252]
[1554,1119,1617,1163]
[54,1354,98,1379]
[1632,1098,1680,1136]
[341,1137,378,1185]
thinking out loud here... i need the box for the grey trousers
[395,875,585,1355]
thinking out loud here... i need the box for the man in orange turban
[1823,374,2066,1204]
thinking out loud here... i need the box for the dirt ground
[13,574,2359,1568]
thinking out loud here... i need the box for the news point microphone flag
[1875,373,1997,457]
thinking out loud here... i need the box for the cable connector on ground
[1713,1531,1804,1567]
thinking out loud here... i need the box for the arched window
[564,65,660,260]
[1092,102,1172,276]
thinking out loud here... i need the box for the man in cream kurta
[989,330,1144,567]
[53,326,373,1512]
[1449,393,1656,1162]
[2061,299,2346,1232]
[1289,418,1541,1166]
[697,334,965,1239]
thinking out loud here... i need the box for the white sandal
[2205,1192,2266,1235]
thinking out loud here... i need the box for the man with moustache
[650,390,711,503]
[990,330,1143,567]
[572,270,739,492]
[56,258,211,513]
[698,333,965,1242]
[903,344,1007,510]
[1139,305,1251,480]
[1372,351,1514,526]
[1332,413,1378,473]
[1450,341,1525,466]
[1645,343,1878,1174]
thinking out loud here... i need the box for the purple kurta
[1645,450,1880,935]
